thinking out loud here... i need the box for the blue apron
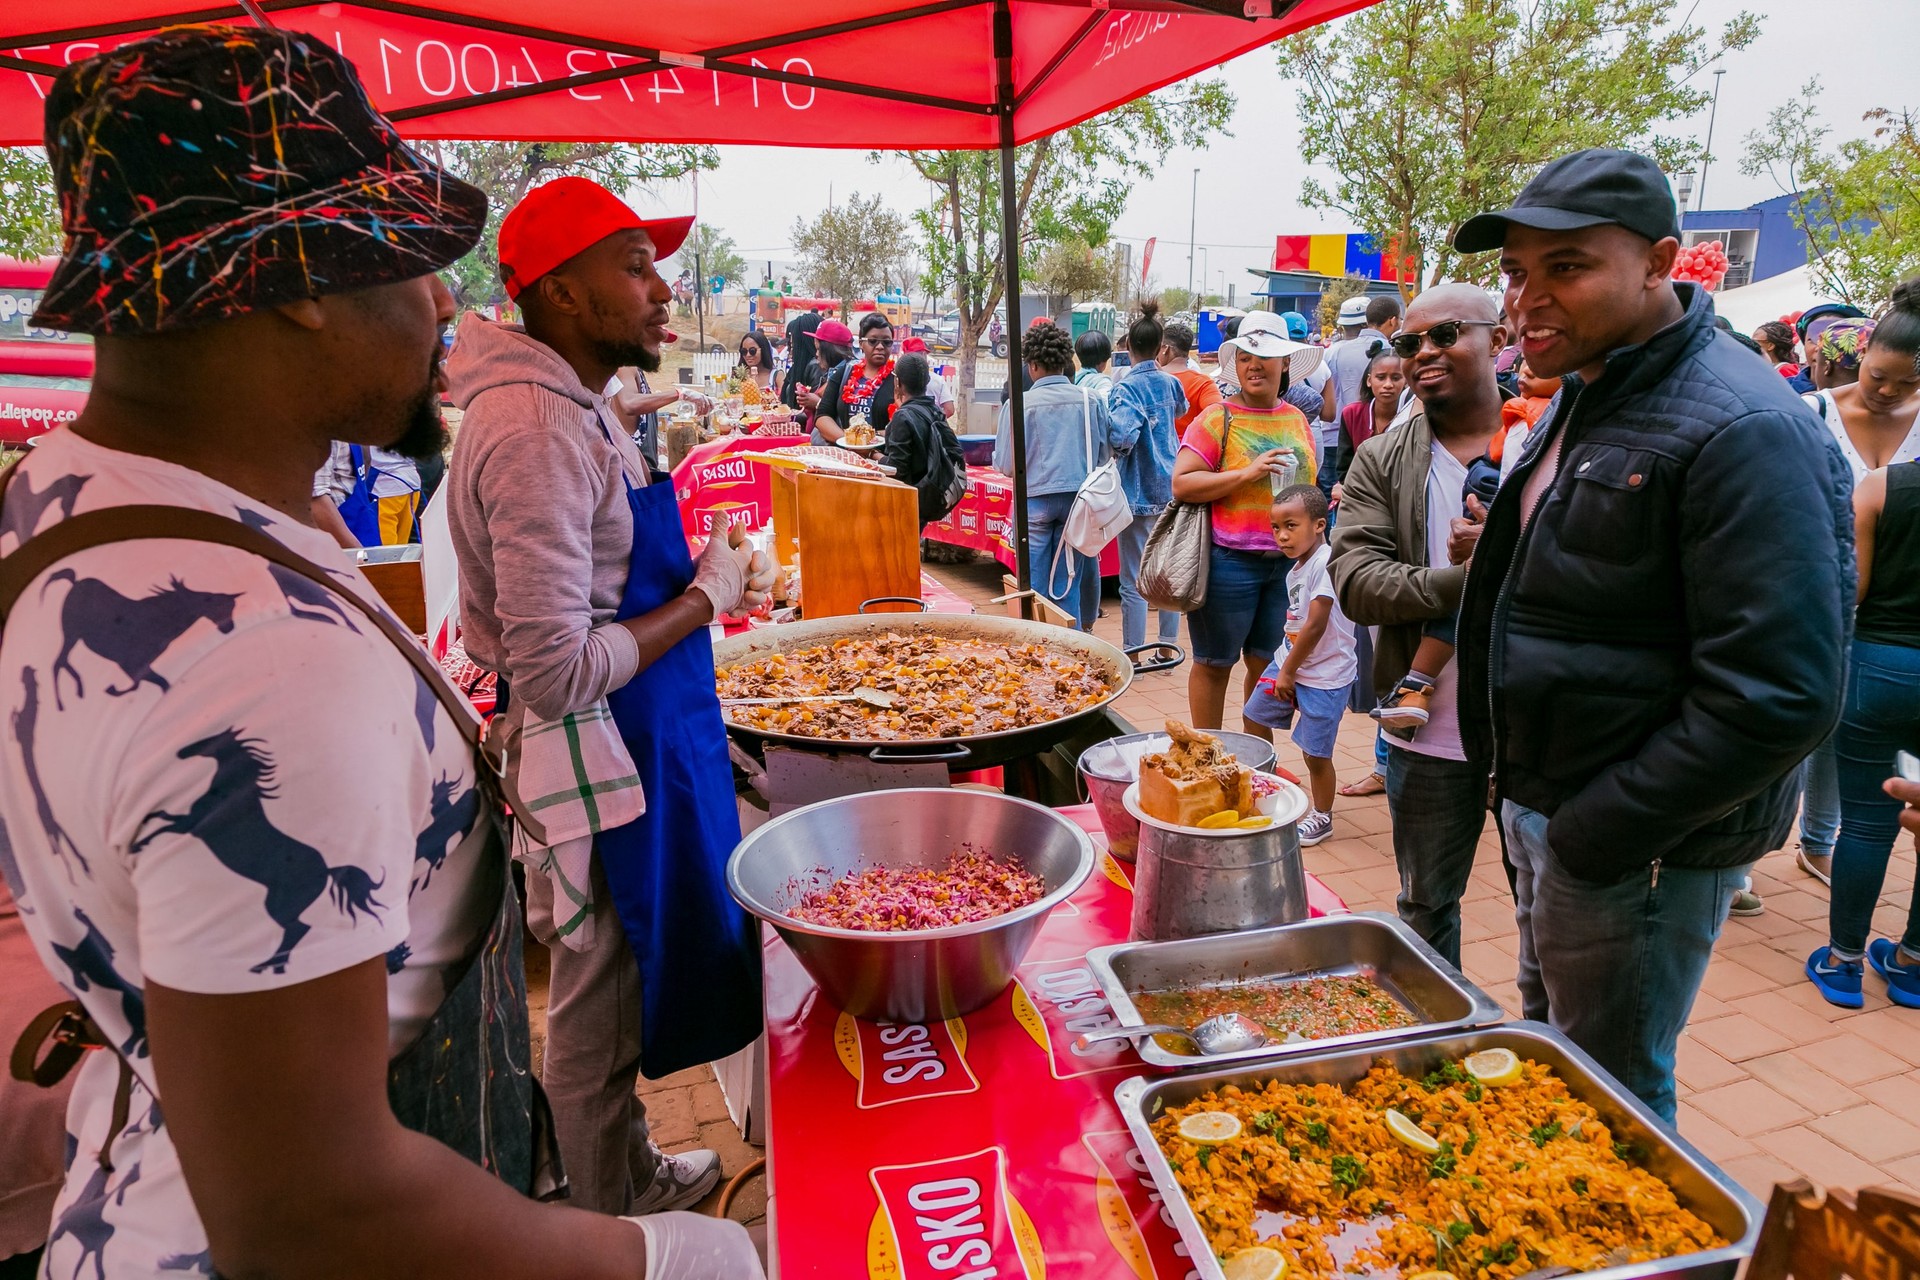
[599,466,764,1079]
[339,445,381,547]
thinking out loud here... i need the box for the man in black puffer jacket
[1452,149,1853,1122]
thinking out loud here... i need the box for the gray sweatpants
[526,852,662,1213]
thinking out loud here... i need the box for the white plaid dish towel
[505,699,644,951]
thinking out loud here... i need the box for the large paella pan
[711,604,1180,770]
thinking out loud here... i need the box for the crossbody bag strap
[1080,385,1094,470]
[0,501,548,846]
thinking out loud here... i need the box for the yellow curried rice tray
[1114,1024,1761,1280]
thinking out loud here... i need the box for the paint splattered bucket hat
[33,24,486,336]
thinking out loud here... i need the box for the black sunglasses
[1388,320,1496,360]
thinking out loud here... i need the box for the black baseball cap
[1453,148,1680,255]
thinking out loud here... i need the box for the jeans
[1503,800,1749,1123]
[1800,732,1841,858]
[1117,509,1182,649]
[1027,492,1100,630]
[1830,639,1920,956]
[1383,746,1489,968]
[1186,543,1290,667]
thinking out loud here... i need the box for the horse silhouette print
[15,667,88,879]
[43,571,240,710]
[237,506,363,631]
[412,774,477,892]
[47,1160,141,1280]
[51,907,147,1057]
[0,470,89,542]
[132,729,385,975]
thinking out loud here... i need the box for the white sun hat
[1219,310,1324,384]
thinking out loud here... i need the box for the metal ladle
[721,688,899,710]
[1072,1012,1268,1056]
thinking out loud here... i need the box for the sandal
[1338,772,1387,798]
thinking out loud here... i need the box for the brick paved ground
[541,554,1919,1242]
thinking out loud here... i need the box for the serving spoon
[1072,1012,1267,1056]
[721,688,899,710]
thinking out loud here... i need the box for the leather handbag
[1136,497,1211,612]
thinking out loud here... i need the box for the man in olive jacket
[1329,284,1505,970]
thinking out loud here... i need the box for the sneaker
[1297,809,1333,846]
[1805,946,1866,1009]
[1728,887,1765,917]
[629,1147,723,1215]
[1796,846,1833,886]
[1371,677,1433,734]
[1867,939,1920,1009]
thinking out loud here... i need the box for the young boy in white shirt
[1244,484,1358,845]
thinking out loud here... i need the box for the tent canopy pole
[994,0,1032,596]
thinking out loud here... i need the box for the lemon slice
[1223,1246,1288,1280]
[1176,1110,1243,1144]
[1233,815,1274,829]
[1463,1048,1523,1087]
[1384,1108,1440,1154]
[1197,810,1241,829]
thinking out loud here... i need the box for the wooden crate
[773,468,920,619]
[999,574,1077,629]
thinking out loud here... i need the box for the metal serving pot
[1122,778,1310,941]
[1077,730,1278,862]
[726,787,1097,1022]
[711,605,1182,771]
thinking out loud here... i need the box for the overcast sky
[655,0,1917,297]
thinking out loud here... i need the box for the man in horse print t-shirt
[0,26,756,1280]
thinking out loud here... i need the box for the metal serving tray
[1114,1022,1762,1280]
[1086,912,1505,1069]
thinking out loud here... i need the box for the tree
[789,192,913,316]
[1159,287,1196,316]
[903,80,1232,400]
[1279,0,1759,295]
[434,141,714,307]
[1741,79,1920,307]
[686,223,748,291]
[0,148,60,262]
[1031,237,1125,303]
[1316,274,1370,333]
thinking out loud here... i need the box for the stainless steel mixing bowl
[726,788,1097,1022]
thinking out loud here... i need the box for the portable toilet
[1195,307,1250,356]
[1069,301,1116,342]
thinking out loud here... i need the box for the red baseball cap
[497,176,693,300]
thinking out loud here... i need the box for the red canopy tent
[0,0,1371,590]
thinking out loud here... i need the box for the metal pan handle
[868,742,973,764]
[1124,642,1186,674]
[859,596,931,614]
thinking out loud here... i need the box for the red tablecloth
[764,803,1346,1278]
[925,467,1123,577]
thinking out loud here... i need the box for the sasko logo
[868,1147,1045,1280]
[1082,1130,1201,1280]
[693,456,752,484]
[1009,955,1132,1080]
[833,1011,979,1109]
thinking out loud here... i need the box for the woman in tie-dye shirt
[1171,314,1324,735]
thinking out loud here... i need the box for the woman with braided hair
[992,319,1120,629]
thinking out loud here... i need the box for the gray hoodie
[445,314,643,721]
